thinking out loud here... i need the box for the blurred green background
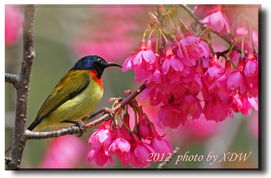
[5,5,258,169]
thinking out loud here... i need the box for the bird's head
[70,55,122,78]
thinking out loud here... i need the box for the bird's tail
[27,118,42,131]
[27,123,36,131]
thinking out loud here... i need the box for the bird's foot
[102,107,115,119]
[62,120,86,137]
[75,121,86,137]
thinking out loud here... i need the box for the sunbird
[28,55,121,131]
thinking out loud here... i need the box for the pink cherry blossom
[180,95,202,120]
[200,9,230,33]
[203,56,231,102]
[86,113,171,168]
[151,138,172,154]
[87,121,114,167]
[230,50,240,65]
[194,5,217,18]
[108,137,131,166]
[138,114,153,139]
[119,113,132,140]
[122,40,157,83]
[234,26,251,50]
[244,52,258,96]
[177,36,210,66]
[162,56,184,74]
[248,97,258,111]
[141,86,165,105]
[130,142,155,168]
[205,56,225,81]
[157,103,183,129]
[88,121,113,146]
[207,75,231,101]
[232,94,255,115]
[88,146,114,167]
[244,58,258,78]
[122,41,156,71]
[161,47,184,74]
[136,111,173,155]
[204,96,233,122]
[226,70,247,95]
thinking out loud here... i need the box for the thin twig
[5,73,19,88]
[179,4,241,53]
[24,83,146,139]
[7,5,35,170]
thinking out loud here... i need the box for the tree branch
[5,73,19,88]
[7,5,35,170]
[179,4,242,53]
[24,83,146,139]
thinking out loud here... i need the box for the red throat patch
[87,70,104,88]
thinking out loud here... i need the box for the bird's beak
[105,62,122,68]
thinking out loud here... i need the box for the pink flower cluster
[122,5,258,130]
[5,5,24,46]
[196,5,230,34]
[194,5,259,37]
[87,106,172,168]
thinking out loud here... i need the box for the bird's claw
[103,107,115,118]
[75,121,86,137]
[62,120,86,137]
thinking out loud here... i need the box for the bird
[27,55,121,132]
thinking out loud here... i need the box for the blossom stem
[198,27,211,38]
[241,37,245,58]
[119,112,132,133]
[155,32,160,53]
[132,106,138,132]
[159,28,168,43]
[227,38,243,59]
[167,14,176,29]
[176,17,189,32]
[142,25,150,42]
[148,28,157,40]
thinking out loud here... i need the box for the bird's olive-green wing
[28,71,90,130]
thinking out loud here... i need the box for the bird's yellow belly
[38,80,104,130]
